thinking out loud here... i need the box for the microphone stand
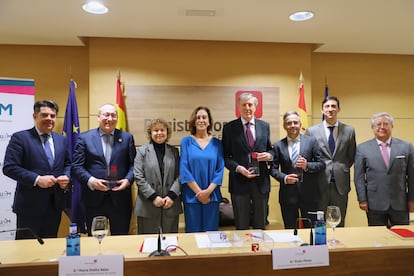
[0,228,45,245]
[149,206,170,257]
[293,217,313,246]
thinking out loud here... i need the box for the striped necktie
[291,139,299,165]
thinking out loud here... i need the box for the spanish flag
[298,72,308,133]
[116,74,127,131]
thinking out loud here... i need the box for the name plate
[59,254,123,276]
[271,245,329,270]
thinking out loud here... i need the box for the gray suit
[134,143,182,234]
[354,137,414,225]
[306,122,356,226]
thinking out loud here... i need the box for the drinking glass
[326,206,341,244]
[91,216,109,254]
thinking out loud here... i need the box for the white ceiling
[1,0,413,55]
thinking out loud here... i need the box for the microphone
[149,206,169,257]
[148,226,170,257]
[0,227,45,244]
[293,217,313,246]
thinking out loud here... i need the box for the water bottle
[66,223,80,256]
[314,211,326,245]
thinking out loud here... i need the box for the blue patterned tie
[42,134,54,167]
[291,139,299,165]
[328,126,336,155]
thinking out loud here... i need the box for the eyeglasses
[374,122,391,128]
[101,113,117,119]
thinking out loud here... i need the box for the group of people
[3,93,414,240]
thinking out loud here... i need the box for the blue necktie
[42,134,54,167]
[291,139,299,164]
[328,126,336,155]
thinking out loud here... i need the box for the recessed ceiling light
[289,11,314,22]
[82,1,109,15]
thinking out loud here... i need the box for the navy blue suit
[271,134,325,229]
[72,128,136,235]
[3,127,71,238]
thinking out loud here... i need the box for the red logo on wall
[235,90,263,118]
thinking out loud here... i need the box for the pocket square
[396,155,405,159]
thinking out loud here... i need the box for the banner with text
[125,85,280,146]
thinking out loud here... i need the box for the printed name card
[271,245,329,270]
[59,254,123,276]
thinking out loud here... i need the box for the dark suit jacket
[222,118,273,195]
[3,127,71,216]
[271,134,325,205]
[354,137,414,211]
[72,128,136,211]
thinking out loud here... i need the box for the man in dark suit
[72,103,136,235]
[354,112,414,226]
[3,100,71,239]
[222,92,273,230]
[271,111,325,229]
[305,96,356,226]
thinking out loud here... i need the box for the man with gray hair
[354,112,414,226]
[222,93,273,230]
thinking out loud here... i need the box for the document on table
[195,234,232,248]
[140,236,178,253]
[266,232,302,243]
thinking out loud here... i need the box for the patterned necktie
[103,134,112,166]
[328,126,336,154]
[380,142,390,168]
[42,134,54,167]
[291,139,299,165]
[245,122,255,149]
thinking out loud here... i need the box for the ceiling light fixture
[82,1,109,14]
[289,11,314,22]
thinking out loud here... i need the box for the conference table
[1,226,414,275]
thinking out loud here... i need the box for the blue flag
[63,80,86,232]
[322,84,329,121]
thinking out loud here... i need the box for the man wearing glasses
[72,103,136,235]
[354,112,414,226]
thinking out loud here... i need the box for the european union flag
[63,80,86,232]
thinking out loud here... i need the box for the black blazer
[222,118,273,195]
[271,134,325,205]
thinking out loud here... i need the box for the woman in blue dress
[180,106,224,232]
